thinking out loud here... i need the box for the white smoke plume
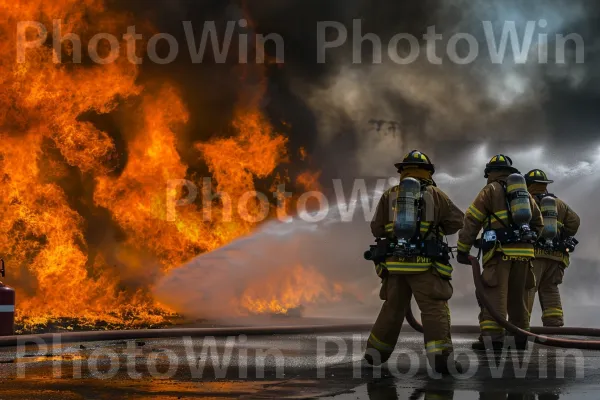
[155,145,600,326]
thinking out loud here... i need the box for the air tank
[393,177,421,240]
[540,196,558,240]
[506,174,532,227]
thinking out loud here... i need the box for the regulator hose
[406,257,600,349]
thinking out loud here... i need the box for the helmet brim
[527,179,554,184]
[395,162,435,173]
[484,166,520,178]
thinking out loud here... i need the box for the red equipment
[0,259,15,336]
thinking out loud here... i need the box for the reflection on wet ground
[335,379,563,400]
[0,332,599,399]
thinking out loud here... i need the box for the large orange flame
[0,0,339,331]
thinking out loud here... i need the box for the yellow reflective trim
[426,340,450,354]
[543,308,563,317]
[457,241,471,252]
[512,204,531,211]
[502,248,535,253]
[436,270,452,278]
[491,156,498,162]
[467,205,485,222]
[480,320,504,331]
[426,340,447,348]
[483,248,496,264]
[434,262,453,277]
[385,260,431,266]
[368,333,394,352]
[499,156,505,162]
[502,248,535,257]
[420,222,432,233]
[480,320,501,326]
[507,184,527,192]
[493,211,509,220]
[386,264,431,273]
[387,266,431,273]
[434,262,453,272]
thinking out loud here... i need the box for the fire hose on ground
[405,256,600,349]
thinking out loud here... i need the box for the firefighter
[526,169,580,327]
[364,150,465,375]
[456,155,543,350]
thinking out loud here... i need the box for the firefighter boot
[511,335,530,351]
[431,353,464,375]
[364,347,391,366]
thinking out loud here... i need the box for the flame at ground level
[239,265,343,315]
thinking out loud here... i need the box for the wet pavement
[0,331,598,399]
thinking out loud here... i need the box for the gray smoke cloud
[294,0,596,176]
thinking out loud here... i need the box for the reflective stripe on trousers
[480,320,504,332]
[426,340,451,354]
[368,333,394,353]
[543,308,564,318]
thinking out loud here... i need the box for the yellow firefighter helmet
[395,150,435,173]
[525,169,554,185]
[484,154,520,178]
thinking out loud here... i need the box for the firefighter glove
[456,251,471,265]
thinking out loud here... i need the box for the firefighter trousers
[528,258,565,327]
[478,254,535,341]
[365,268,453,368]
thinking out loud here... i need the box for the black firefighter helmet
[525,169,554,185]
[484,154,520,178]
[395,150,435,173]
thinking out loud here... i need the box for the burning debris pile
[0,0,334,333]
